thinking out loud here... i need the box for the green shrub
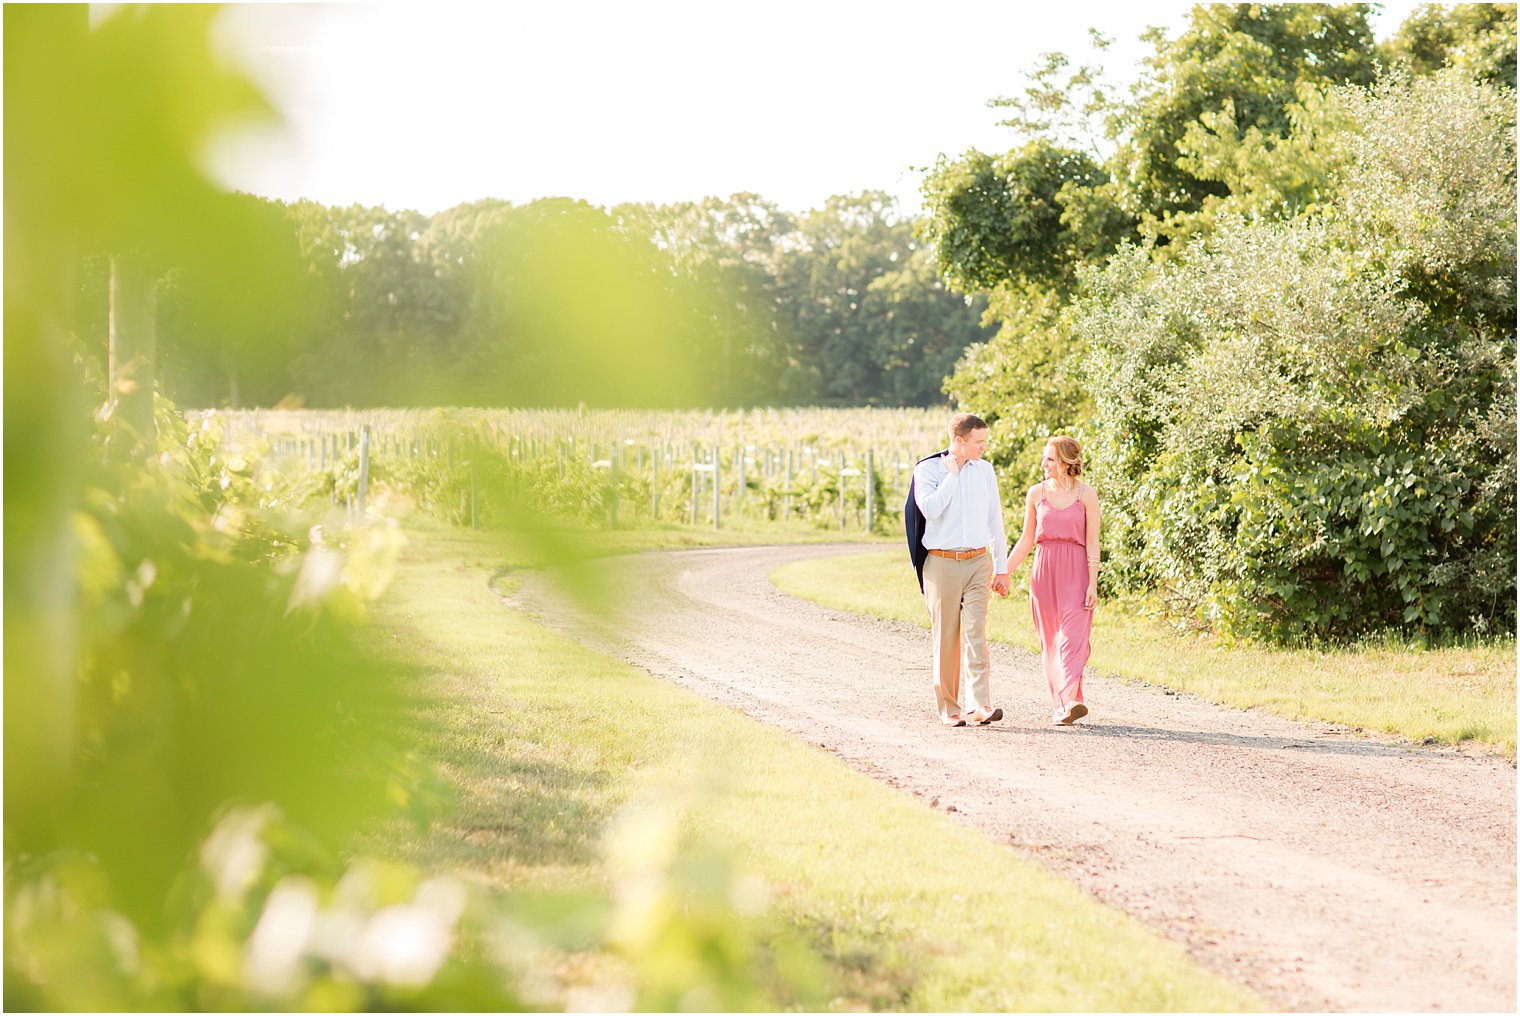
[1080,71,1515,642]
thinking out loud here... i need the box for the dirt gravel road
[512,543,1517,1012]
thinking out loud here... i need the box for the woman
[1006,435,1100,725]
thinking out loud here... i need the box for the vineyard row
[195,407,957,533]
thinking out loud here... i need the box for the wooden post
[838,451,847,530]
[736,443,746,519]
[609,445,620,530]
[784,449,794,520]
[690,445,699,525]
[357,425,370,515]
[652,446,661,520]
[712,443,721,529]
[866,448,875,532]
[108,253,157,448]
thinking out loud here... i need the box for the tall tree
[919,139,1129,294]
[780,192,926,403]
[1380,3,1517,88]
[156,193,322,407]
[860,246,994,406]
[616,194,798,404]
[1111,3,1379,248]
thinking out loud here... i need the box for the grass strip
[368,520,1260,1011]
[771,549,1517,756]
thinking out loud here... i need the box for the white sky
[206,1,1429,217]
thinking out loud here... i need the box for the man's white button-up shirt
[913,454,1009,574]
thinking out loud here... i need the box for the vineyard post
[357,425,370,517]
[690,445,698,525]
[712,443,721,529]
[785,449,793,519]
[651,445,660,520]
[838,450,846,530]
[470,435,479,529]
[736,443,745,519]
[107,253,158,448]
[866,448,875,532]
[608,445,619,530]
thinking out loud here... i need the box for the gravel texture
[512,543,1517,1012]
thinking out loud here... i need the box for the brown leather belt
[927,546,988,561]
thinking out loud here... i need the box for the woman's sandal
[1057,702,1088,725]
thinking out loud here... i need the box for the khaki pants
[922,552,993,723]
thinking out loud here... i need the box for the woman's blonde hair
[1046,435,1083,478]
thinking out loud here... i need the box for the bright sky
[208,1,1428,217]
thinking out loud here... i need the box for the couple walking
[906,413,1100,728]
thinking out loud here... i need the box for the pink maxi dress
[1029,484,1092,712]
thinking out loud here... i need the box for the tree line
[86,190,993,410]
[919,2,1516,641]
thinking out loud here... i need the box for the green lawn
[771,549,1517,755]
[366,519,1260,1011]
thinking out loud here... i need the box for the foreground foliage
[3,8,909,1009]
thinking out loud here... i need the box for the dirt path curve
[512,543,1516,1012]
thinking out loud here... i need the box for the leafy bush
[1080,70,1515,642]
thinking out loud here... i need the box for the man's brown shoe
[973,708,1004,725]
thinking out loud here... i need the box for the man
[906,413,1010,727]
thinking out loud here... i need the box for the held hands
[989,573,1010,597]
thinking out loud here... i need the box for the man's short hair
[950,412,987,438]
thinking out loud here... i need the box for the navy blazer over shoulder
[904,449,948,593]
